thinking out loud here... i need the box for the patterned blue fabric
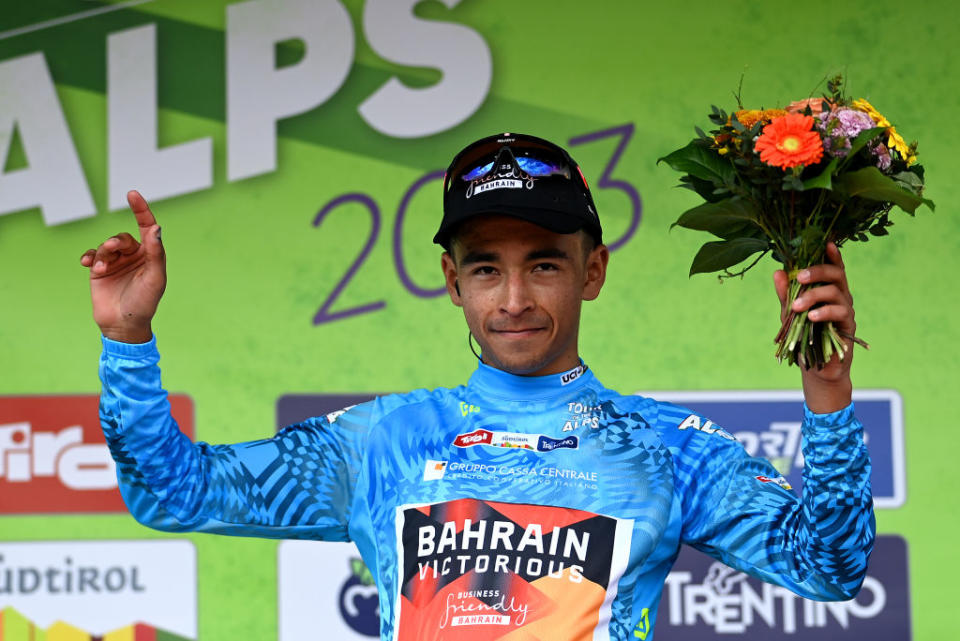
[99,335,874,640]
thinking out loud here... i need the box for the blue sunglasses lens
[460,156,569,181]
[518,157,566,177]
[461,161,494,181]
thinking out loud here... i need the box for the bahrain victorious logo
[394,498,633,640]
[0,395,193,514]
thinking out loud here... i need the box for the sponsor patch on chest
[453,429,578,452]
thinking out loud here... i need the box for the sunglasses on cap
[435,133,602,248]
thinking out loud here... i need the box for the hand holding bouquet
[660,76,934,368]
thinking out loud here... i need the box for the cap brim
[433,206,588,247]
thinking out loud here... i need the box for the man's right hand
[80,190,166,343]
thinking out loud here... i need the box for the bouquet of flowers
[659,75,934,368]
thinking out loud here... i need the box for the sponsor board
[0,607,192,641]
[657,535,910,639]
[0,540,197,638]
[277,394,377,429]
[639,390,905,508]
[275,525,907,641]
[0,395,194,514]
[278,540,380,640]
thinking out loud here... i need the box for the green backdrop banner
[1,1,957,640]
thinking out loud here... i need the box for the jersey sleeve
[661,401,875,601]
[98,335,371,540]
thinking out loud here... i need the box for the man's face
[441,216,609,376]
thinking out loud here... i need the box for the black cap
[434,133,602,249]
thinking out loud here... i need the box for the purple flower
[817,108,877,157]
[817,108,890,169]
[873,143,892,170]
[826,108,876,138]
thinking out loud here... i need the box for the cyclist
[82,133,873,640]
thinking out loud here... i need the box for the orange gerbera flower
[786,98,832,114]
[754,114,824,169]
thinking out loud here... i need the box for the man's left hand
[773,242,855,414]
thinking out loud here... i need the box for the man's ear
[441,252,462,307]
[582,244,609,301]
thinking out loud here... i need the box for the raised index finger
[126,190,158,239]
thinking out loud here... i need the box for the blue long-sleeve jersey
[99,336,874,641]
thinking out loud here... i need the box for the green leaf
[807,128,884,184]
[892,170,922,187]
[802,156,839,190]
[672,198,762,239]
[678,174,727,203]
[832,166,935,214]
[658,140,734,185]
[892,170,924,195]
[689,237,769,276]
[846,126,887,160]
[783,175,804,191]
[798,224,827,254]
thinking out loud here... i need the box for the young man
[82,133,874,640]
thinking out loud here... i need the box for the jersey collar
[467,360,595,400]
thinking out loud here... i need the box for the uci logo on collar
[561,364,587,385]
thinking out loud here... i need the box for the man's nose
[500,273,535,316]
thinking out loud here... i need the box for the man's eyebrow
[459,251,498,265]
[458,247,571,265]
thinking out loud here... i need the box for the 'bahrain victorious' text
[98,336,875,641]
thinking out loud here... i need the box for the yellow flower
[852,98,913,162]
[852,98,890,126]
[733,108,788,129]
[886,127,915,163]
[906,147,919,166]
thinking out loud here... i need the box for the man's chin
[481,349,555,377]
[497,362,549,376]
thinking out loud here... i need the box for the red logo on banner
[0,395,193,514]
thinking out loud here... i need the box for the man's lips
[490,327,546,338]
